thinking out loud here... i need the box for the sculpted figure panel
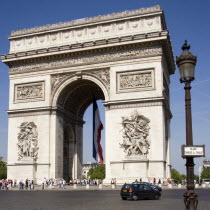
[15,82,44,103]
[17,122,39,161]
[117,69,154,93]
[120,110,150,157]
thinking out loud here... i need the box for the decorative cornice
[8,110,52,118]
[7,106,84,124]
[10,6,161,37]
[9,45,162,74]
[2,31,167,62]
[104,99,164,110]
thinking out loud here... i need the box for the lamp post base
[184,190,198,210]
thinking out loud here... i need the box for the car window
[142,185,151,190]
[122,184,130,190]
[132,184,139,190]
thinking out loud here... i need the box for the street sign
[182,145,205,158]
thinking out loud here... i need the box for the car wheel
[155,194,160,200]
[132,194,138,201]
[121,197,127,200]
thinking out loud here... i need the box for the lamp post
[176,40,198,210]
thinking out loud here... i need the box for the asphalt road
[0,189,209,210]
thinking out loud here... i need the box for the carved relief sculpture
[17,122,39,161]
[119,110,150,157]
[51,68,110,94]
[15,82,44,103]
[10,47,162,74]
[117,69,154,93]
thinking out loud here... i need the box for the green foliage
[0,160,7,179]
[87,168,94,178]
[194,175,199,183]
[201,167,210,180]
[171,168,185,184]
[88,164,105,180]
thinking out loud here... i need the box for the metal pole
[183,82,198,210]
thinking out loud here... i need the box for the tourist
[59,179,62,188]
[62,180,66,189]
[31,180,34,190]
[25,179,28,189]
[19,180,24,190]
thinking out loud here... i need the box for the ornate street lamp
[176,41,198,210]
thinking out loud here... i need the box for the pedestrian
[25,179,28,189]
[59,179,62,188]
[153,178,156,185]
[31,180,34,190]
[158,179,161,184]
[62,180,66,189]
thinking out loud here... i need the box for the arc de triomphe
[1,5,175,184]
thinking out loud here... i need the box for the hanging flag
[93,98,104,164]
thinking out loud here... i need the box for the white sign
[184,147,204,156]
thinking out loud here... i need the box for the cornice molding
[10,6,161,37]
[7,106,84,124]
[104,98,164,110]
[2,31,167,62]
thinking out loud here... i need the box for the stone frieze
[14,81,44,103]
[10,47,162,74]
[117,69,154,93]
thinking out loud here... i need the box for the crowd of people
[1,177,176,190]
[0,178,103,190]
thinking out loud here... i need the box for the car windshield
[204,179,210,182]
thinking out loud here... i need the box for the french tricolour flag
[93,98,104,164]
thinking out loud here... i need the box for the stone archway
[63,124,75,181]
[53,77,106,180]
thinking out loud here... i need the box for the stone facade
[1,5,174,184]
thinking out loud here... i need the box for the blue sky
[0,0,210,175]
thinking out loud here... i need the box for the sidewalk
[3,184,210,191]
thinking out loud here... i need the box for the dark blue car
[120,183,161,201]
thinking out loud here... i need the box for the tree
[88,164,105,180]
[171,168,185,184]
[201,167,210,180]
[87,168,94,178]
[0,160,7,179]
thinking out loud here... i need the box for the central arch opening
[56,78,105,181]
